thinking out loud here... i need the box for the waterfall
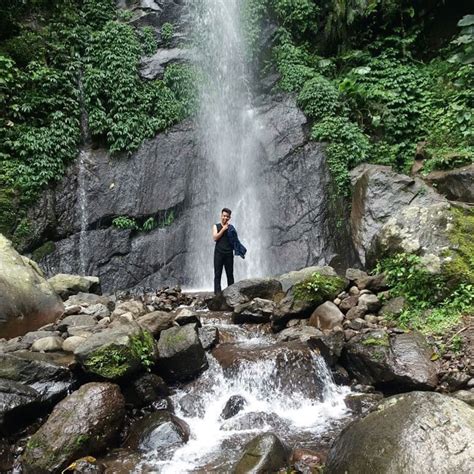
[185,0,270,290]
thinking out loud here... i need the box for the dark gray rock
[342,331,438,390]
[124,411,189,453]
[222,278,283,308]
[57,314,97,332]
[380,296,405,317]
[137,310,174,336]
[20,382,125,473]
[220,395,247,420]
[233,298,276,324]
[122,373,169,408]
[358,294,382,313]
[326,392,474,474]
[65,292,114,310]
[234,432,289,474]
[425,164,474,203]
[350,164,446,266]
[156,325,208,382]
[174,308,201,327]
[0,379,41,434]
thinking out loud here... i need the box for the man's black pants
[214,250,234,294]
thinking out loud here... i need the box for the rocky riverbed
[1,266,473,473]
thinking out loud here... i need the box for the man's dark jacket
[227,225,247,258]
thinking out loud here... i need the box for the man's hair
[221,207,232,216]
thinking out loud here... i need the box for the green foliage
[271,0,319,36]
[130,331,155,370]
[297,74,340,120]
[163,64,198,117]
[112,216,138,230]
[311,116,369,196]
[449,14,474,65]
[160,209,175,227]
[293,272,345,304]
[242,0,269,59]
[142,217,157,231]
[160,22,174,44]
[376,253,474,334]
[31,241,56,261]
[140,26,157,56]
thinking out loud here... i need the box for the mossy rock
[74,323,157,380]
[31,241,56,262]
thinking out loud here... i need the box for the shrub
[293,272,345,304]
[297,74,340,120]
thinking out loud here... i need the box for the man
[212,208,246,295]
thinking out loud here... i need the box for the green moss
[0,186,17,236]
[293,272,345,304]
[74,434,90,447]
[130,330,155,370]
[84,344,132,379]
[31,241,56,262]
[362,336,390,347]
[444,207,474,285]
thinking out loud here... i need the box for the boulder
[220,395,247,420]
[341,331,438,390]
[232,298,276,324]
[451,390,474,407]
[0,330,60,352]
[277,265,338,292]
[350,164,446,266]
[156,325,208,382]
[0,379,41,434]
[74,322,157,380]
[0,235,64,339]
[57,314,97,332]
[276,326,323,343]
[124,411,189,452]
[136,311,174,336]
[380,296,405,317]
[65,292,114,310]
[222,278,283,308]
[357,294,382,313]
[0,352,76,405]
[62,336,87,352]
[20,383,125,473]
[326,392,474,474]
[424,164,474,203]
[198,326,218,350]
[31,336,64,352]
[111,300,146,320]
[47,274,100,299]
[234,432,289,474]
[339,295,359,312]
[308,302,344,330]
[174,308,201,327]
[122,373,169,408]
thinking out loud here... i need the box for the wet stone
[220,395,247,420]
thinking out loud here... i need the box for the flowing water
[185,0,271,289]
[135,313,351,472]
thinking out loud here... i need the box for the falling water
[77,74,90,276]
[185,0,270,289]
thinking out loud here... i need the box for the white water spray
[185,0,270,289]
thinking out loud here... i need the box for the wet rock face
[122,373,169,408]
[234,432,289,474]
[0,235,64,339]
[20,382,125,473]
[124,411,189,453]
[220,395,247,420]
[222,278,283,308]
[326,392,474,474]
[341,330,438,390]
[156,325,208,382]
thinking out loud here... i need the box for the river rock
[140,48,192,79]
[96,449,141,473]
[47,274,101,300]
[65,292,115,310]
[81,303,110,319]
[234,432,289,474]
[277,265,338,292]
[174,308,201,327]
[20,382,125,473]
[358,294,382,313]
[124,411,189,452]
[350,164,446,266]
[198,326,218,350]
[31,336,64,352]
[380,296,405,317]
[156,325,208,382]
[0,379,41,434]
[326,391,474,474]
[339,295,359,312]
[111,300,146,320]
[57,314,97,332]
[276,326,323,343]
[212,341,326,400]
[63,336,87,352]
[137,311,175,336]
[220,395,247,420]
[451,390,474,407]
[122,373,169,408]
[0,235,64,339]
[0,351,76,405]
[424,164,474,203]
[233,298,276,324]
[342,331,438,390]
[308,302,344,330]
[222,278,283,308]
[74,322,157,380]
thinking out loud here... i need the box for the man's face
[221,212,231,225]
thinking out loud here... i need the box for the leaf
[458,15,474,27]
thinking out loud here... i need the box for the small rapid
[136,314,351,472]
